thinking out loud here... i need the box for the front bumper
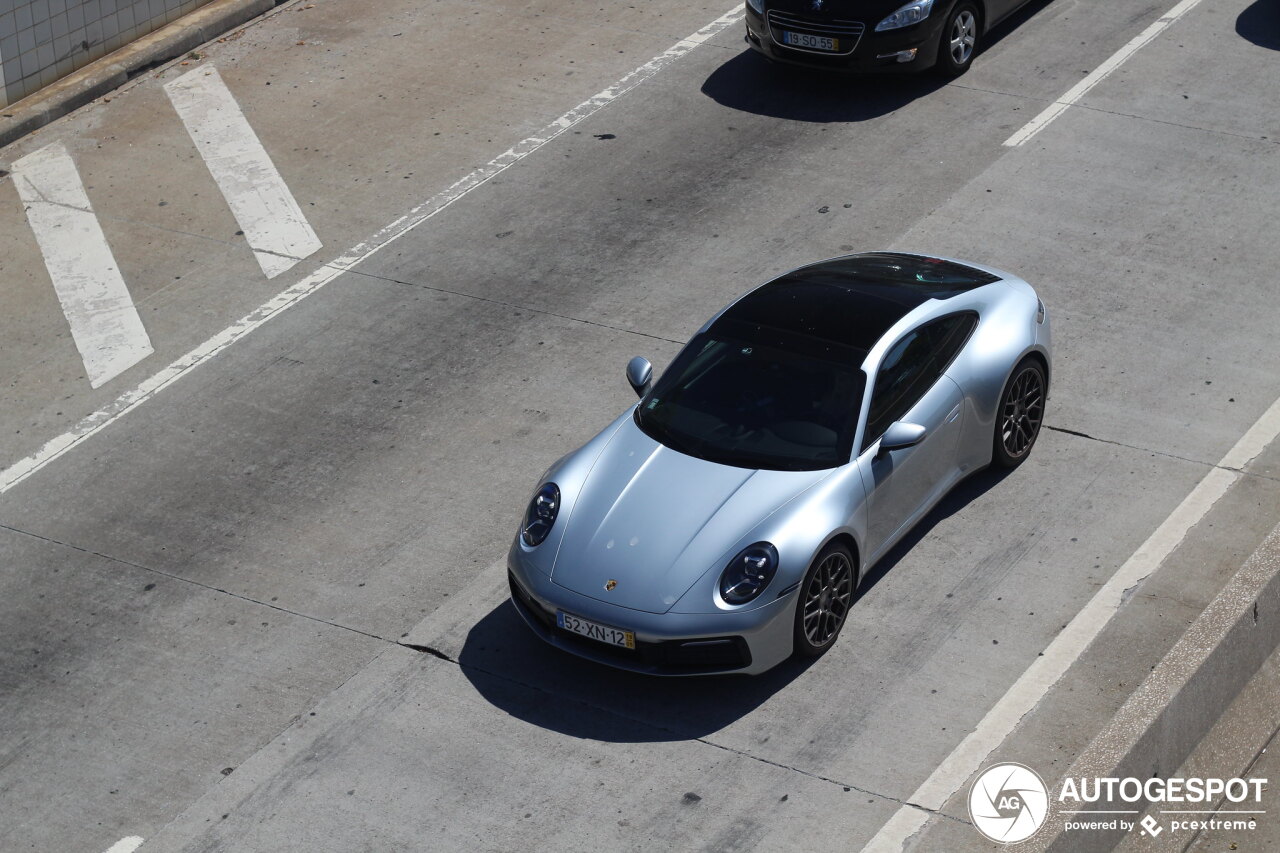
[744,4,944,73]
[507,543,798,676]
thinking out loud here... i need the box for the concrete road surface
[2,0,1279,850]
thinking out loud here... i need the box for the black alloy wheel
[993,357,1046,468]
[793,541,856,657]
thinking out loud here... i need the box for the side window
[862,313,976,451]
[929,312,978,376]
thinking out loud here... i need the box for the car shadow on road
[455,600,816,742]
[856,465,1014,595]
[700,51,947,123]
[455,465,1015,743]
[701,0,1058,122]
[1237,0,1280,50]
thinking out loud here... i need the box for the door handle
[946,404,961,423]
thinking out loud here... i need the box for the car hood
[551,417,830,614]
[766,0,906,20]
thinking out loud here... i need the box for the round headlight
[719,542,779,605]
[521,483,560,547]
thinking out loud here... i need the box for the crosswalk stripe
[11,140,154,389]
[164,66,322,279]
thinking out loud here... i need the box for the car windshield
[634,322,866,471]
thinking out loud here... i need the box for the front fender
[670,464,867,614]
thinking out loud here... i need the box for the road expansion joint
[344,265,686,346]
[0,519,395,647]
[13,193,94,216]
[1039,102,1280,146]
[694,734,966,820]
[88,214,244,252]
[962,82,1280,148]
[7,513,854,789]
[1044,425,1280,484]
[403,625,931,813]
[948,82,1043,104]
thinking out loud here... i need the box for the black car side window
[929,312,978,375]
[862,313,976,451]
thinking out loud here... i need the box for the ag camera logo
[969,763,1050,844]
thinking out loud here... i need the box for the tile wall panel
[0,0,215,107]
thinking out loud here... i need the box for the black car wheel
[936,2,980,77]
[992,357,1046,469]
[793,541,856,657]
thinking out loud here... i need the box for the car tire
[992,357,1046,469]
[935,1,980,77]
[793,541,857,658]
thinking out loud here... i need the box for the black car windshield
[634,321,867,471]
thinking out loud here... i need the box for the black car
[744,0,1032,76]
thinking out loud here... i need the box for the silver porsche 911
[508,252,1050,675]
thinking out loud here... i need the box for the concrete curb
[0,0,279,151]
[1029,520,1280,853]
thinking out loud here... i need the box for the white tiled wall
[0,0,213,107]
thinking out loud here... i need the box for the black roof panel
[712,253,999,353]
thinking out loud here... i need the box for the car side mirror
[626,356,652,398]
[877,421,927,457]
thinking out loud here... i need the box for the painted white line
[859,397,1280,853]
[164,66,322,279]
[0,4,745,496]
[1003,0,1205,147]
[102,837,144,853]
[10,141,154,389]
[1219,394,1280,471]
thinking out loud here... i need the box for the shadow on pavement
[1237,0,1280,50]
[456,599,816,742]
[700,50,946,123]
[858,465,1014,594]
[457,465,1015,742]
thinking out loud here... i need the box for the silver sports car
[508,252,1050,675]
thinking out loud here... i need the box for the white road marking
[0,4,745,495]
[858,396,1280,853]
[1003,0,1205,147]
[102,837,144,853]
[10,141,154,389]
[164,66,322,279]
